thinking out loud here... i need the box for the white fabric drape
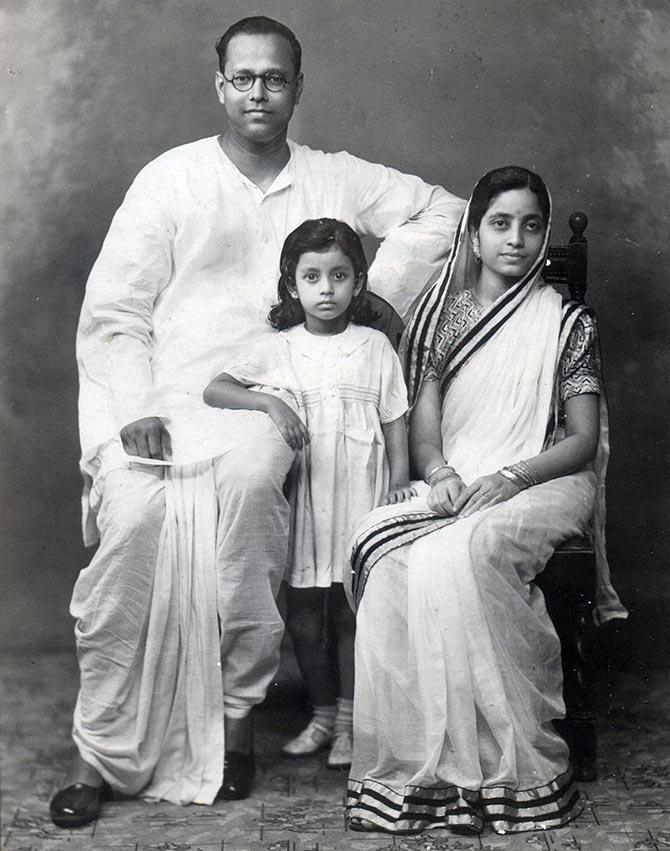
[440,284,562,481]
[74,462,224,805]
[347,284,594,831]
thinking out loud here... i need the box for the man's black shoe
[50,783,103,828]
[218,751,255,800]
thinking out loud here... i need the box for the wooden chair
[369,212,599,782]
[536,212,598,782]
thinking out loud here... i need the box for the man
[50,16,464,827]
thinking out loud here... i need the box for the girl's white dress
[225,322,408,586]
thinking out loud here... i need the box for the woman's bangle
[513,460,540,486]
[425,463,449,482]
[500,460,540,490]
[499,467,527,490]
[425,463,457,486]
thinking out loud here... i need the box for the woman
[346,166,627,836]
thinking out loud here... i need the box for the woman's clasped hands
[427,470,521,517]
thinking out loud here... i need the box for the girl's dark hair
[467,165,550,231]
[269,218,373,330]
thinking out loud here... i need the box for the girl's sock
[312,703,337,731]
[333,697,353,735]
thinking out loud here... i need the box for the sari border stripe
[346,769,582,833]
[404,215,465,403]
[437,254,547,391]
[351,512,455,606]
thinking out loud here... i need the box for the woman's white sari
[347,191,626,834]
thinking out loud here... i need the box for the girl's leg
[326,584,356,769]
[283,586,337,756]
[328,584,356,700]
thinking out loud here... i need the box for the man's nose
[319,277,334,293]
[249,76,268,101]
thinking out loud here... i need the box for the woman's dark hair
[467,165,550,231]
[216,16,302,75]
[269,218,372,330]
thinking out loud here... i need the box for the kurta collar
[213,136,295,197]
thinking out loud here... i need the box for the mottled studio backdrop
[1,0,668,661]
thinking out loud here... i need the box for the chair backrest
[367,211,589,349]
[366,291,405,351]
[544,212,589,303]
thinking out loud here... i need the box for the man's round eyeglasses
[222,72,296,93]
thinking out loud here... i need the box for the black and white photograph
[1,1,668,849]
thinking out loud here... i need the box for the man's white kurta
[77,137,464,540]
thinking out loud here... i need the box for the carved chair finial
[569,212,588,240]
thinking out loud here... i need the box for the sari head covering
[401,167,552,407]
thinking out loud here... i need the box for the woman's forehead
[486,188,543,217]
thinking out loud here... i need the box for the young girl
[204,218,415,769]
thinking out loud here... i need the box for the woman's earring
[472,241,481,264]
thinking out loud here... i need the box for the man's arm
[77,161,175,459]
[347,155,466,317]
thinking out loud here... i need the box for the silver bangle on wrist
[499,467,527,490]
[425,463,457,486]
[500,460,540,490]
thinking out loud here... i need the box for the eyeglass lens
[229,72,289,92]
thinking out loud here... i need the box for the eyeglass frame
[221,70,300,93]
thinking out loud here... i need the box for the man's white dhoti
[71,415,295,805]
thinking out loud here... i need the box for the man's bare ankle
[65,756,104,788]
[224,714,253,754]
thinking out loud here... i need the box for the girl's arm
[204,372,309,450]
[380,416,417,504]
[409,379,465,515]
[454,392,599,516]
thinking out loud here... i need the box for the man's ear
[215,71,226,105]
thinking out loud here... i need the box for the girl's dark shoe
[49,782,103,828]
[218,751,256,800]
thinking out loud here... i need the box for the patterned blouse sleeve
[559,312,602,404]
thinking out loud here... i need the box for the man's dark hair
[216,16,302,75]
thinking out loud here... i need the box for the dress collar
[285,322,371,358]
